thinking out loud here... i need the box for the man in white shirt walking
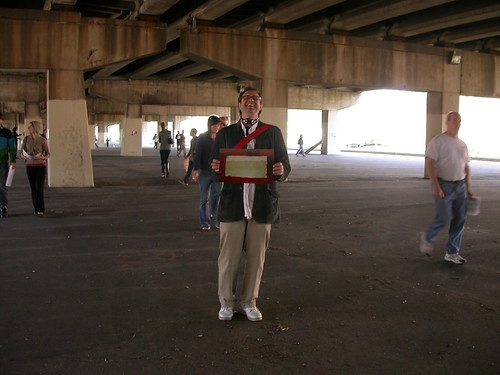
[420,111,474,264]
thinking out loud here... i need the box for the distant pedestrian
[158,122,173,178]
[179,128,198,185]
[12,126,21,149]
[193,115,222,230]
[419,111,473,264]
[106,137,110,148]
[0,114,17,218]
[175,131,181,154]
[21,121,49,216]
[177,130,187,157]
[153,133,159,149]
[296,134,306,156]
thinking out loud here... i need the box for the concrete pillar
[260,79,288,144]
[321,110,328,155]
[121,104,143,156]
[47,70,94,187]
[426,92,459,143]
[230,106,239,124]
[88,125,97,150]
[328,110,341,154]
[172,115,182,132]
[425,91,459,177]
[97,124,106,147]
[424,60,460,177]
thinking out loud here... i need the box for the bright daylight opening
[287,90,500,159]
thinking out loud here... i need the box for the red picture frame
[219,148,274,184]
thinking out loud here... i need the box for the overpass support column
[47,70,94,187]
[230,107,238,124]
[425,91,459,177]
[121,104,143,156]
[328,110,341,154]
[425,62,460,177]
[321,110,329,155]
[97,124,106,148]
[260,79,288,146]
[88,124,96,150]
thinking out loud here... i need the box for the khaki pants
[218,220,271,308]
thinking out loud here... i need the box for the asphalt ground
[1,149,499,374]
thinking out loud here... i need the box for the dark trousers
[160,149,171,175]
[183,160,195,183]
[26,166,46,213]
[0,162,8,209]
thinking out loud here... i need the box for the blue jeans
[199,170,221,228]
[0,162,8,209]
[424,180,467,254]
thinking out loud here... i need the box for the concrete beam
[461,51,500,98]
[0,74,46,102]
[265,0,346,24]
[166,0,248,43]
[159,63,212,79]
[457,37,500,52]
[439,20,500,44]
[88,79,361,115]
[291,18,330,34]
[180,26,446,92]
[181,26,499,98]
[140,0,180,15]
[330,0,456,31]
[288,86,360,111]
[130,53,187,78]
[0,10,167,71]
[203,71,235,81]
[390,3,500,38]
[89,79,239,106]
[91,60,134,79]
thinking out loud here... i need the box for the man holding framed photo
[211,87,291,322]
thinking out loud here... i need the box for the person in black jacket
[211,87,291,322]
[193,116,222,230]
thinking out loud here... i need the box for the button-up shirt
[241,121,257,219]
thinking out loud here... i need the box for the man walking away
[420,111,474,265]
[158,122,172,178]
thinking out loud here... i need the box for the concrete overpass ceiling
[1,0,499,87]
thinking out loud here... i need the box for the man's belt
[438,178,465,184]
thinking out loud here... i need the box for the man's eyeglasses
[241,95,261,101]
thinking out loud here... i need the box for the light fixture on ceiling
[447,50,461,65]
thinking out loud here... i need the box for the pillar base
[121,118,143,156]
[47,99,94,187]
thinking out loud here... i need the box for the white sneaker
[218,306,233,321]
[444,253,466,264]
[419,232,433,256]
[242,306,262,322]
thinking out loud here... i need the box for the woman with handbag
[21,121,50,216]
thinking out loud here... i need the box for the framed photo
[219,148,274,184]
